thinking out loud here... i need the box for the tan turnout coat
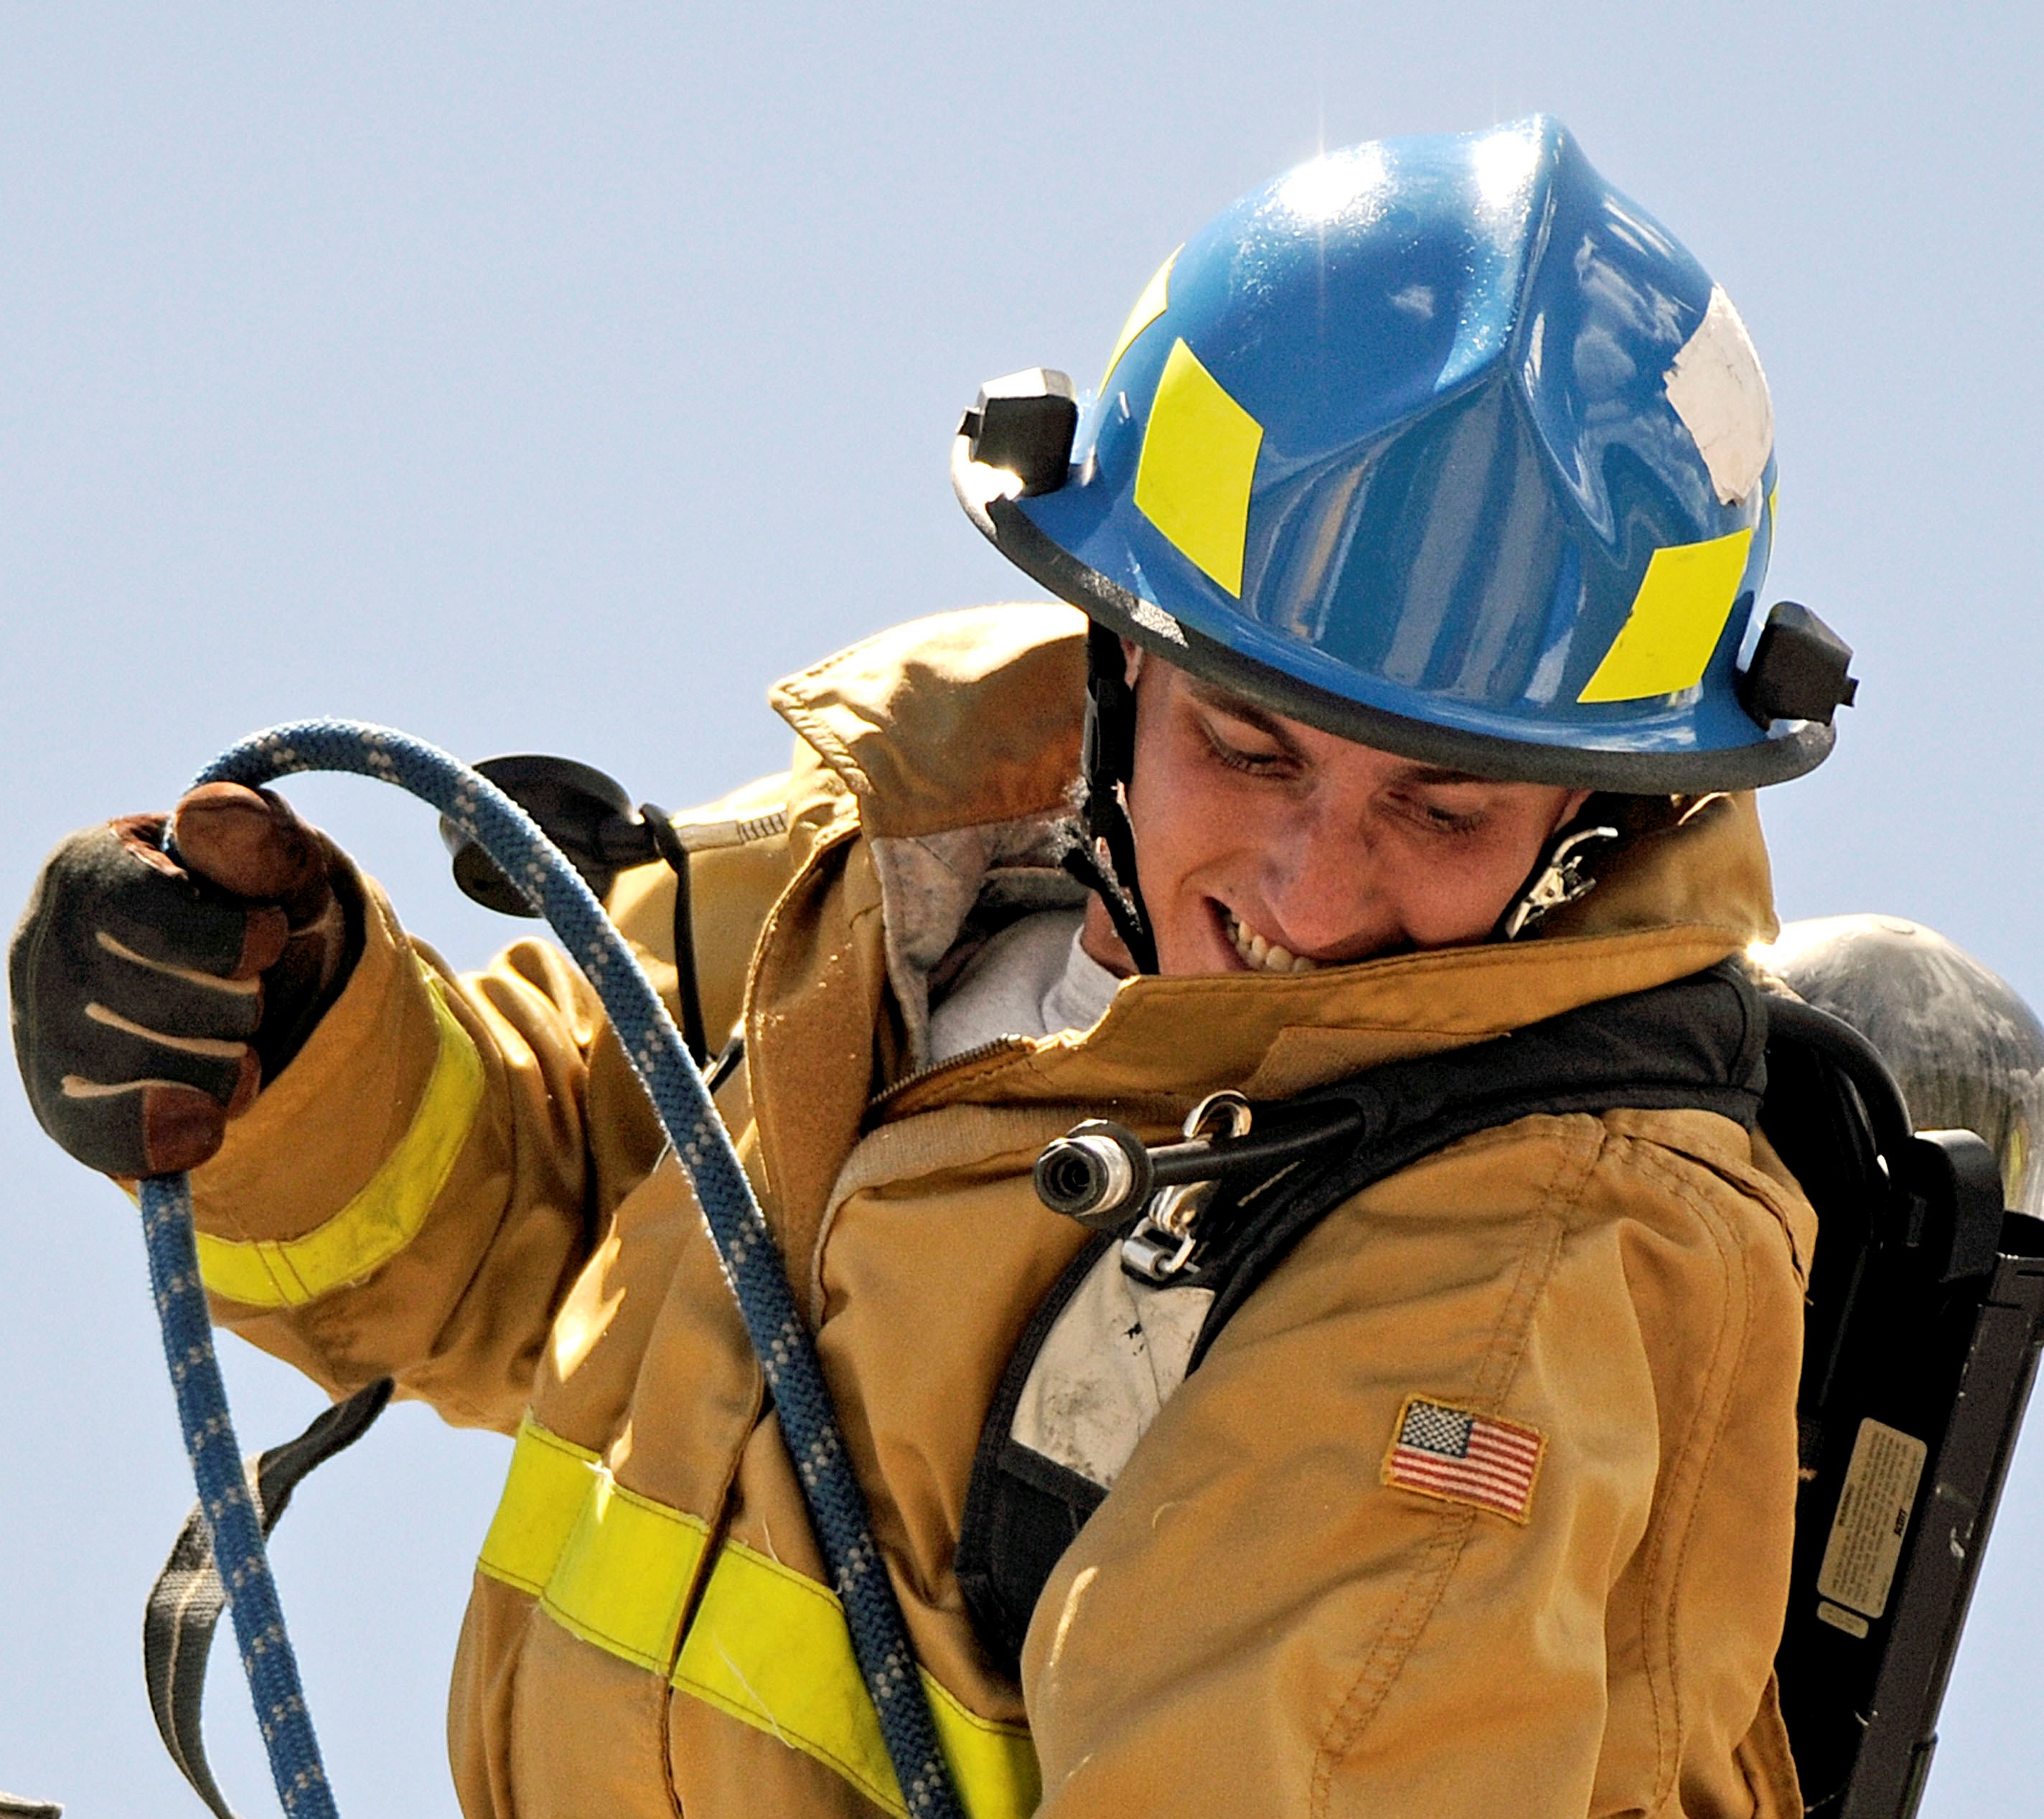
[189,604,1814,1818]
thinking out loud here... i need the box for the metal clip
[1120,1092,1252,1283]
[1497,823,1621,940]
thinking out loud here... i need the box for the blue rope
[143,719,963,1819]
[139,1170,332,1815]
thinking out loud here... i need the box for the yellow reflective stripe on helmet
[1133,337,1264,598]
[473,1417,1040,1819]
[196,976,484,1307]
[673,1536,1039,1819]
[1100,246,1178,392]
[1576,525,1756,703]
[477,1417,599,1595]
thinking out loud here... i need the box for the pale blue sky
[4,6,2041,1813]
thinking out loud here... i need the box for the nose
[1257,803,1397,962]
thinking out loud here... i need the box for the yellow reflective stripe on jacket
[673,1535,1040,1818]
[543,1470,711,1673]
[475,1417,1040,1819]
[477,1417,599,1594]
[197,976,484,1308]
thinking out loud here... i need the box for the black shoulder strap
[144,1380,391,1819]
[1186,959,1766,1362]
[958,962,1766,1674]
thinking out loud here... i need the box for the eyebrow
[1184,678,1490,785]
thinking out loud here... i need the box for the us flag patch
[1382,1396,1545,1523]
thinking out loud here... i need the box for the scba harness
[967,959,2044,1819]
[960,962,1767,1668]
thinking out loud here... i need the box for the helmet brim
[955,433,1833,796]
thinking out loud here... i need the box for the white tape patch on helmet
[1129,599,1187,645]
[1664,286,1775,506]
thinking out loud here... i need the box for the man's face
[1085,647,1590,977]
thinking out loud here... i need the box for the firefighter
[11,118,1850,1816]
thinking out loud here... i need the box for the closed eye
[1392,793,1488,836]
[1199,721,1293,777]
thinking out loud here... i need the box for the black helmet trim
[954,432,1833,796]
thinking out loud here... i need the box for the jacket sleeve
[184,776,799,1434]
[1021,1108,1809,1819]
[181,864,645,1431]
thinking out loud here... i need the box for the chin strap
[1496,816,1622,941]
[1077,623,1158,974]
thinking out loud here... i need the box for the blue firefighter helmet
[954,116,1855,793]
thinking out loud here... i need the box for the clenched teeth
[1224,910,1318,973]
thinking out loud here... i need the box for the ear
[1120,636,1145,689]
[1555,788,1594,832]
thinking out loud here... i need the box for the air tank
[1753,915,2044,1217]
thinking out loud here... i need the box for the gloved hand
[9,784,360,1178]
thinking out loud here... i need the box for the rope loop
[144,719,962,1819]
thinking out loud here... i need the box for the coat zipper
[868,1036,1034,1113]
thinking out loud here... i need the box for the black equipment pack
[965,961,2044,1819]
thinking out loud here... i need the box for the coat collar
[770,604,1783,1105]
[770,603,1087,839]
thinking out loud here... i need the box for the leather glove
[9,784,360,1178]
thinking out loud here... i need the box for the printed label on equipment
[1816,1418,1928,1619]
[1816,1600,1871,1640]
